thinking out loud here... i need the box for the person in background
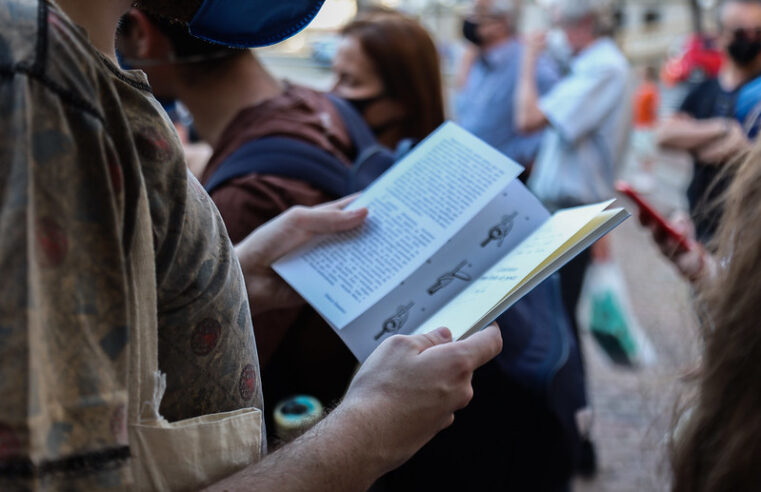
[457,0,560,171]
[332,11,445,150]
[638,129,761,492]
[516,0,630,350]
[657,0,761,244]
[330,10,586,492]
[0,0,504,489]
[631,65,661,193]
[118,9,372,440]
[515,0,631,475]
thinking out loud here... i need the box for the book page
[273,122,523,329]
[338,180,550,361]
[412,201,617,340]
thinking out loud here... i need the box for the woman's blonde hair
[671,143,761,490]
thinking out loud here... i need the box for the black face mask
[728,31,761,67]
[462,19,483,46]
[343,93,386,115]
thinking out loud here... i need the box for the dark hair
[341,12,445,143]
[119,10,246,77]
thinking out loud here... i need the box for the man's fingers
[671,220,689,237]
[457,324,503,369]
[298,207,368,234]
[318,193,362,211]
[409,327,454,353]
[697,136,735,164]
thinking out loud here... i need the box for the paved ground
[574,150,702,492]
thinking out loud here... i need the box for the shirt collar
[481,38,519,68]
[571,37,612,68]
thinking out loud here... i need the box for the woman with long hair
[667,148,761,490]
[332,11,446,149]
[640,142,761,489]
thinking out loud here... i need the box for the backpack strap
[204,136,351,197]
[326,93,377,149]
[326,94,397,191]
[204,95,397,196]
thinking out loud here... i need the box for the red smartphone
[615,181,693,252]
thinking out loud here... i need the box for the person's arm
[655,114,729,152]
[694,118,752,164]
[204,325,503,491]
[657,116,752,164]
[516,32,550,133]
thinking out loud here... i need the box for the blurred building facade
[259,0,719,97]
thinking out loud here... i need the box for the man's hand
[696,118,752,164]
[235,196,368,315]
[336,324,503,473]
[204,325,503,492]
[516,31,549,133]
[524,31,547,61]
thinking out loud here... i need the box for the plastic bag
[577,258,656,367]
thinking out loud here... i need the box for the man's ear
[122,8,173,60]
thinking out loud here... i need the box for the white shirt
[528,37,632,207]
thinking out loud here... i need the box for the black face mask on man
[728,29,761,67]
[462,19,483,47]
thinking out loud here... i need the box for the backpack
[204,94,396,197]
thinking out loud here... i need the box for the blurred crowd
[3,0,761,490]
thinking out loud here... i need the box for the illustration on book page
[427,260,473,295]
[481,212,519,248]
[374,302,415,340]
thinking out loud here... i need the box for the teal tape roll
[274,395,324,442]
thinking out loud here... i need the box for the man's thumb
[414,327,453,353]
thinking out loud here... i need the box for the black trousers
[559,248,592,366]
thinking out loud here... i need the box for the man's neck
[720,60,761,91]
[55,0,132,61]
[481,34,512,54]
[178,52,284,149]
[573,35,600,57]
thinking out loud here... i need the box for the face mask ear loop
[119,50,237,68]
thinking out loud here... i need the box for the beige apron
[126,184,262,491]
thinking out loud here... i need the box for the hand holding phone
[615,181,693,252]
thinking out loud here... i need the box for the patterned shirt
[0,0,263,489]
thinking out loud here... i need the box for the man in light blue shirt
[517,2,631,209]
[456,0,560,168]
[515,0,631,476]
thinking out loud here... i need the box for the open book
[274,123,629,361]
